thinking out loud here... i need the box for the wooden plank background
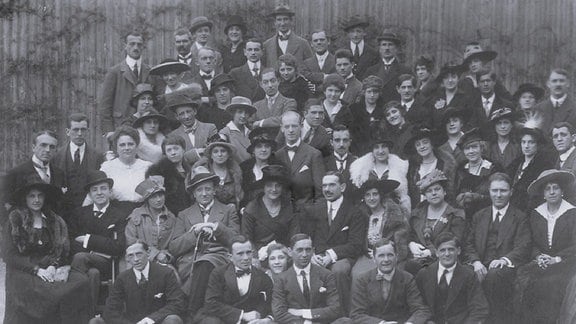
[0,0,575,173]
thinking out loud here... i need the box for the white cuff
[236,310,243,324]
[326,249,337,263]
[259,120,264,128]
[501,257,514,268]
[555,256,562,263]
[302,309,312,320]
[83,234,91,249]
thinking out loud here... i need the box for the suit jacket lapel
[328,202,347,239]
[121,61,137,85]
[424,263,439,310]
[224,265,241,301]
[286,35,296,55]
[446,264,465,308]
[478,209,491,254]
[290,146,306,172]
[288,268,308,307]
[207,201,225,224]
[497,209,514,247]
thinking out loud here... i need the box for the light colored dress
[100,158,152,202]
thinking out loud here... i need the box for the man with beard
[535,69,576,133]
[229,38,266,102]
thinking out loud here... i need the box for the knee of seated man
[71,252,93,269]
[330,259,352,275]
[162,314,184,324]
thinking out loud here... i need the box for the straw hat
[527,169,575,196]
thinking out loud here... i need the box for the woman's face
[233,108,249,126]
[264,181,283,200]
[363,188,381,209]
[521,134,538,158]
[364,87,380,105]
[279,63,296,82]
[26,188,45,212]
[415,138,433,158]
[215,86,232,105]
[268,249,289,274]
[117,135,137,161]
[415,65,430,82]
[162,72,180,88]
[147,192,165,210]
[518,92,537,110]
[385,107,404,126]
[543,182,563,205]
[165,144,184,164]
[372,143,390,162]
[495,119,513,137]
[424,183,446,206]
[442,73,459,91]
[324,85,342,104]
[137,94,154,112]
[227,25,243,43]
[142,118,160,135]
[468,58,484,73]
[211,146,230,165]
[446,117,463,135]
[254,142,272,161]
[463,141,482,163]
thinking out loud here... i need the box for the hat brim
[190,21,213,34]
[343,22,369,31]
[150,63,191,76]
[435,65,465,82]
[377,36,401,45]
[141,187,166,201]
[513,86,545,103]
[403,130,438,156]
[254,175,291,188]
[130,90,155,107]
[517,127,545,144]
[226,103,257,116]
[490,112,516,124]
[224,24,247,35]
[247,138,277,154]
[12,182,62,206]
[269,10,295,17]
[360,179,400,196]
[527,171,575,196]
[83,178,114,192]
[205,142,237,157]
[166,101,199,112]
[186,174,220,193]
[442,107,470,125]
[463,50,497,65]
[132,113,170,129]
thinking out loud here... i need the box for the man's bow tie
[236,268,251,277]
[376,273,387,281]
[185,126,196,134]
[278,34,289,41]
[201,74,213,80]
[287,146,298,152]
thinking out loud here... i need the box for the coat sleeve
[213,204,240,248]
[272,274,305,324]
[203,267,243,322]
[147,269,186,323]
[99,67,118,133]
[464,270,489,323]
[350,273,383,324]
[103,276,133,324]
[309,271,342,322]
[405,275,432,324]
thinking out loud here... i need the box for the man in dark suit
[335,49,362,106]
[187,16,223,76]
[251,68,298,133]
[272,233,351,324]
[280,98,331,157]
[342,17,379,78]
[535,68,576,133]
[324,125,357,199]
[190,47,219,97]
[301,172,367,312]
[275,110,325,209]
[99,31,152,137]
[173,28,195,84]
[350,238,431,323]
[52,113,104,217]
[301,30,336,96]
[469,70,513,130]
[464,172,531,324]
[197,235,274,324]
[229,38,266,102]
[94,242,185,324]
[416,232,489,324]
[70,170,131,314]
[263,5,313,71]
[366,32,411,105]
[552,122,576,202]
[396,74,431,127]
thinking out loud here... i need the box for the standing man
[229,38,266,102]
[275,111,325,208]
[301,172,367,312]
[469,70,513,130]
[173,28,195,84]
[535,68,576,133]
[416,232,489,324]
[251,68,297,133]
[366,32,411,104]
[334,49,362,106]
[350,239,431,324]
[53,113,104,215]
[301,30,336,96]
[342,17,379,78]
[464,173,531,324]
[552,122,576,202]
[100,31,152,137]
[197,235,274,324]
[263,5,313,70]
[324,124,357,197]
[188,16,223,76]
[191,47,219,96]
[396,74,431,127]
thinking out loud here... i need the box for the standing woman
[277,53,311,112]
[380,100,415,159]
[349,75,386,156]
[122,83,156,127]
[413,54,437,102]
[221,15,247,73]
[132,107,170,164]
[196,73,235,131]
[516,170,576,324]
[321,73,354,129]
[487,108,521,170]
[513,83,545,128]
[219,96,256,163]
[3,179,90,323]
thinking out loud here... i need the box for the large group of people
[2,4,576,324]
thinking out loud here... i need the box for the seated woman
[133,107,170,164]
[219,96,257,163]
[242,165,298,250]
[350,129,411,211]
[349,75,386,156]
[380,100,415,159]
[351,179,409,278]
[277,53,311,112]
[437,106,468,166]
[516,170,576,324]
[487,108,521,170]
[512,83,545,127]
[321,73,353,129]
[150,59,191,94]
[146,134,192,214]
[192,136,243,206]
[405,170,466,275]
[3,179,91,324]
[405,127,457,207]
[257,242,292,282]
[100,126,153,209]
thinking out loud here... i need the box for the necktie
[303,128,314,144]
[236,268,251,277]
[439,269,449,289]
[336,157,345,172]
[402,104,408,112]
[328,204,334,226]
[377,275,390,301]
[138,274,147,287]
[484,99,491,116]
[33,161,50,183]
[494,211,501,225]
[73,148,81,168]
[267,97,275,110]
[133,63,139,81]
[300,270,310,305]
[279,34,289,41]
[555,101,560,108]
[200,205,210,220]
[93,210,103,218]
[384,64,391,72]
[353,44,360,61]
[252,66,259,78]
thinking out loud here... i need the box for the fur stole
[137,128,165,164]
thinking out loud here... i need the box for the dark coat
[425,88,473,131]
[324,153,357,198]
[353,44,380,79]
[454,159,502,217]
[146,157,192,215]
[416,262,489,324]
[166,122,218,151]
[322,102,354,129]
[348,100,386,155]
[301,52,336,84]
[229,63,266,102]
[220,41,247,73]
[468,93,513,130]
[409,203,466,255]
[239,156,284,207]
[528,206,576,260]
[366,59,411,104]
[403,97,432,128]
[407,152,457,207]
[263,33,313,70]
[535,95,576,134]
[103,262,186,324]
[341,76,363,106]
[279,75,311,112]
[507,153,555,211]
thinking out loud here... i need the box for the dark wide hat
[12,175,62,206]
[441,106,469,125]
[342,16,369,31]
[527,169,576,196]
[224,15,247,35]
[270,5,295,17]
[255,165,290,187]
[513,83,545,103]
[130,83,155,107]
[377,32,401,45]
[370,130,394,149]
[457,127,484,149]
[189,16,213,34]
[247,128,277,153]
[83,170,114,192]
[403,128,439,156]
[205,135,237,158]
[226,96,257,116]
[150,59,191,76]
[489,107,516,123]
[186,166,220,193]
[463,46,497,65]
[164,90,200,112]
[436,60,465,81]
[359,179,400,196]
[210,73,235,94]
[132,107,170,129]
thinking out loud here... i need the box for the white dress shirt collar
[294,263,311,275]
[559,146,576,166]
[438,262,457,285]
[350,39,365,55]
[492,203,510,222]
[125,56,142,73]
[70,142,86,162]
[93,202,110,215]
[133,262,150,282]
[550,94,568,107]
[327,195,344,218]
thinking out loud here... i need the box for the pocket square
[107,224,116,230]
[319,287,327,293]
[299,165,309,173]
[341,226,349,231]
[154,293,164,299]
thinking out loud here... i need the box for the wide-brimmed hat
[255,165,290,187]
[359,179,400,196]
[463,46,497,66]
[417,169,449,193]
[224,15,247,35]
[436,60,465,81]
[210,73,235,94]
[441,106,470,125]
[370,130,394,149]
[12,175,61,206]
[164,90,200,112]
[189,16,213,34]
[489,107,516,123]
[517,127,546,144]
[135,176,166,201]
[130,83,155,107]
[226,96,257,115]
[269,5,295,17]
[84,170,114,192]
[132,108,170,129]
[377,32,401,45]
[513,83,545,103]
[527,169,576,196]
[247,128,277,153]
[186,166,220,193]
[342,16,369,31]
[205,135,237,157]
[457,128,484,148]
[150,59,191,76]
[403,128,440,156]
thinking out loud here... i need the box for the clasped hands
[190,222,217,239]
[408,242,432,259]
[537,254,560,269]
[311,254,333,267]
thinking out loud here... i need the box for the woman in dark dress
[220,15,247,73]
[321,73,354,129]
[380,100,415,159]
[241,165,298,250]
[516,170,576,324]
[3,179,91,324]
[277,53,311,112]
[487,107,521,170]
[349,75,386,156]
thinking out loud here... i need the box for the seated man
[91,242,185,324]
[350,238,431,324]
[416,232,489,324]
[196,235,274,323]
